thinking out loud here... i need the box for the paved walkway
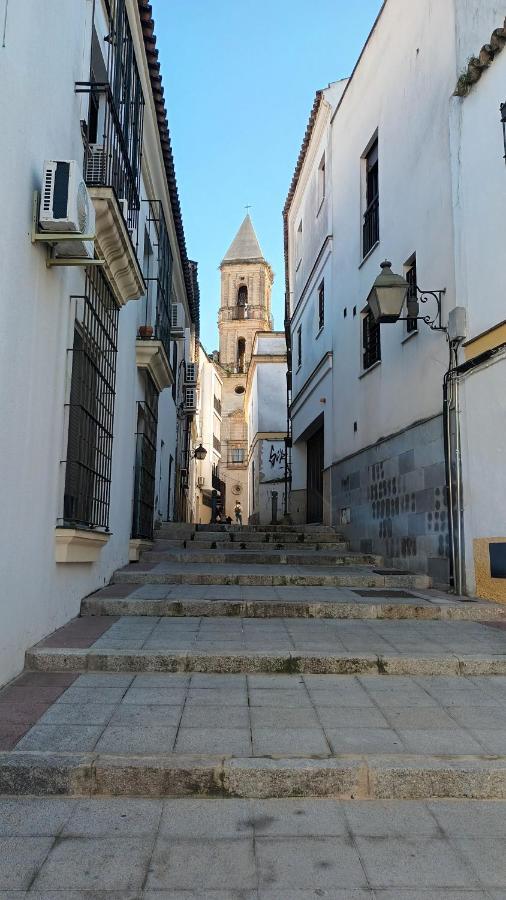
[1,796,506,896]
[3,522,506,892]
[6,671,506,758]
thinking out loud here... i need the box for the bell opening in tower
[237,338,246,374]
[237,285,247,306]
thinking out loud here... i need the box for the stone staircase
[1,522,506,801]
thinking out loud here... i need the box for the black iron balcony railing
[213,435,221,453]
[214,395,222,416]
[212,472,226,496]
[77,81,144,233]
[363,195,379,257]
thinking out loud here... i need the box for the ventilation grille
[42,167,54,213]
[85,145,106,183]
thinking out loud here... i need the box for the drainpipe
[443,340,466,597]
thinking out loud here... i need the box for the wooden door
[306,426,324,523]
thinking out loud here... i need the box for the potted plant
[138,324,153,339]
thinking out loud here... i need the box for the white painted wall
[449,37,506,592]
[245,333,287,523]
[0,0,195,686]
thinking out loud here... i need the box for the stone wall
[330,415,450,585]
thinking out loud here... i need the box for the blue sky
[152,0,383,350]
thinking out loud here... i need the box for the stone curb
[1,752,506,799]
[25,646,506,675]
[112,571,432,589]
[80,596,504,621]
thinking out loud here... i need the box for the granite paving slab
[5,672,506,762]
[0,797,505,894]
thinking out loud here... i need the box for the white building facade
[285,0,506,598]
[245,333,288,525]
[0,0,199,687]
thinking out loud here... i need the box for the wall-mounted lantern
[192,444,207,461]
[367,260,446,332]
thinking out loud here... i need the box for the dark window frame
[362,307,381,371]
[318,281,325,330]
[405,256,418,335]
[296,325,302,368]
[362,138,379,257]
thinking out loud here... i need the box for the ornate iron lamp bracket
[399,286,447,333]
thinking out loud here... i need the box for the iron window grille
[213,434,221,453]
[131,372,159,541]
[318,280,325,330]
[63,267,119,531]
[406,257,418,333]
[363,140,379,256]
[297,325,302,368]
[362,308,381,370]
[76,0,144,232]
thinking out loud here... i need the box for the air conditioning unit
[197,476,205,488]
[39,160,95,259]
[171,303,185,337]
[183,387,197,414]
[184,362,197,385]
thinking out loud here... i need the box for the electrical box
[448,306,467,343]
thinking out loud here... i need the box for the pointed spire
[222,214,265,264]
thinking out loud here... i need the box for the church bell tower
[218,214,273,372]
[215,215,274,521]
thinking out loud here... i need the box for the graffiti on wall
[259,440,286,482]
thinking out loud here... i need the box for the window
[237,285,248,306]
[318,154,326,208]
[296,220,303,268]
[63,268,119,530]
[318,281,325,330]
[231,448,245,463]
[296,325,302,368]
[405,256,418,334]
[237,338,246,374]
[362,308,381,370]
[363,138,379,257]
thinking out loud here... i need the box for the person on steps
[234,500,242,526]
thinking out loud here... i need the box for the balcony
[231,307,247,320]
[213,435,221,453]
[135,202,174,392]
[212,472,226,496]
[214,395,222,416]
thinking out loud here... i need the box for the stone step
[167,539,350,551]
[4,670,506,799]
[139,550,381,567]
[81,589,504,621]
[195,524,337,533]
[190,531,344,543]
[112,563,431,589]
[26,644,506,675]
[2,750,506,799]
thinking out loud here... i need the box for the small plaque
[489,543,506,579]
